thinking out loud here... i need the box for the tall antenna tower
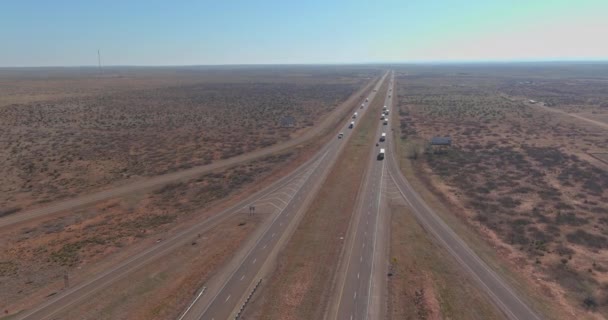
[97,49,102,75]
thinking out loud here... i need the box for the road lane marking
[360,255,363,262]
[357,273,360,279]
[177,286,207,320]
[271,233,276,238]
[354,291,357,299]
[225,295,231,303]
[253,258,257,265]
[240,275,245,281]
[263,244,267,249]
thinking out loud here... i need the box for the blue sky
[1,0,607,66]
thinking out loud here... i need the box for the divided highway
[179,73,391,320]
[330,71,394,320]
[330,71,541,320]
[14,73,389,320]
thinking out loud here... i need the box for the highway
[13,73,389,320]
[329,72,394,320]
[329,71,541,320]
[179,73,391,320]
[0,74,380,230]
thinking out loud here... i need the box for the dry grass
[0,67,378,211]
[0,150,296,311]
[387,201,503,320]
[49,205,267,320]
[246,80,387,320]
[393,64,608,318]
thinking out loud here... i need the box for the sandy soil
[393,65,608,318]
[245,78,387,320]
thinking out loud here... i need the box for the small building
[279,115,296,128]
[429,137,452,153]
[430,137,452,146]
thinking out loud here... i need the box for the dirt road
[0,74,379,229]
[180,73,390,320]
[13,72,389,320]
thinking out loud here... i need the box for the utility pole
[97,49,102,75]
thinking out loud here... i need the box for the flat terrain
[0,66,381,318]
[0,66,378,211]
[386,199,503,320]
[247,74,388,320]
[394,63,608,318]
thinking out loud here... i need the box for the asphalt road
[385,89,542,319]
[330,72,394,320]
[13,73,389,320]
[331,72,541,320]
[0,74,380,230]
[180,73,391,320]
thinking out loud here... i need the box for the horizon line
[2,58,608,69]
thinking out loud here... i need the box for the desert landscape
[0,66,381,317]
[394,63,608,317]
[0,66,378,211]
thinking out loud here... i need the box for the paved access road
[384,85,542,320]
[14,73,389,320]
[179,73,391,320]
[331,72,541,320]
[0,74,380,229]
[330,71,394,320]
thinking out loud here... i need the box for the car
[338,132,344,139]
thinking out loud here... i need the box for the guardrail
[235,278,263,319]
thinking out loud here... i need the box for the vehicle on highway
[381,115,385,120]
[348,121,354,129]
[377,148,385,160]
[352,112,358,119]
[380,133,386,142]
[383,119,388,125]
[338,132,344,139]
[365,98,369,102]
[383,105,388,111]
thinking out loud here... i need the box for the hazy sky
[1,0,607,66]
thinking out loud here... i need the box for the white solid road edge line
[177,286,206,320]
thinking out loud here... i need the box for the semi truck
[377,148,385,160]
[380,133,386,141]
